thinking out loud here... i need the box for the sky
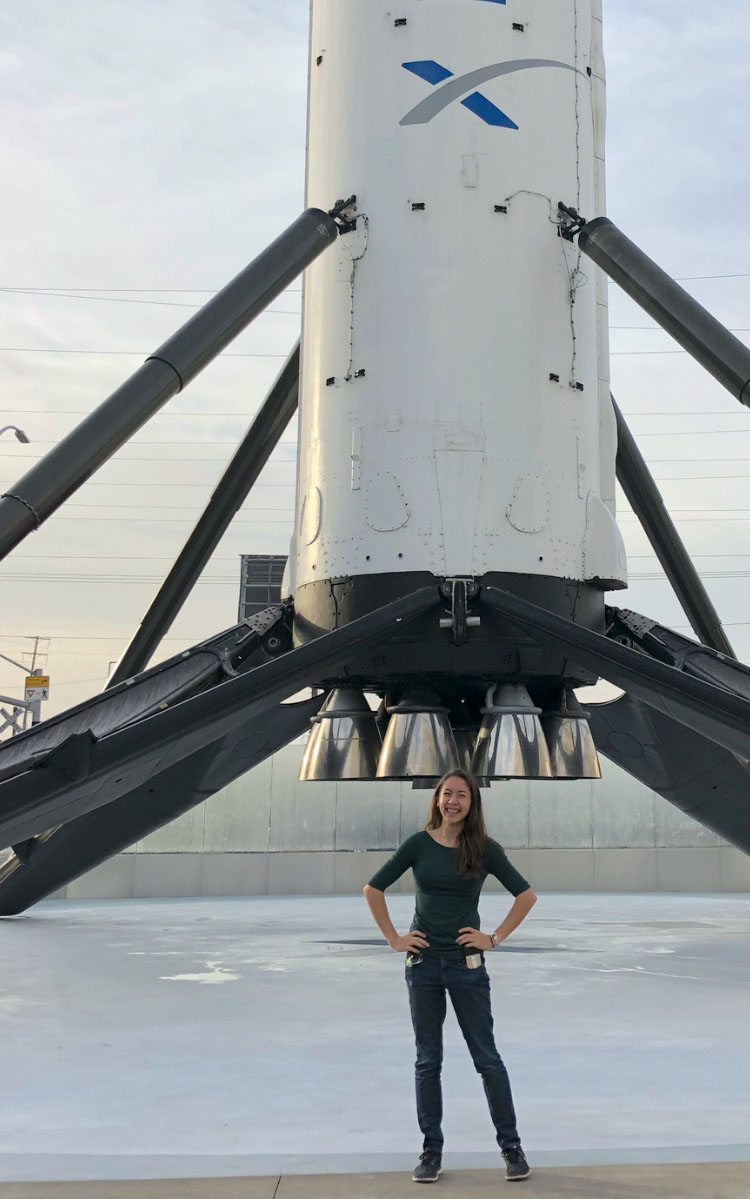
[0,0,749,722]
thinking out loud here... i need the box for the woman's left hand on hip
[456,928,494,951]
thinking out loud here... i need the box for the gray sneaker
[412,1151,442,1182]
[502,1144,530,1181]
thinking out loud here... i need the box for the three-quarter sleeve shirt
[367,831,531,960]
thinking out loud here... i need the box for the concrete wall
[42,742,750,899]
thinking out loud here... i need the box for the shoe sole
[412,1169,442,1183]
[506,1170,531,1181]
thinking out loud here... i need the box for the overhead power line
[0,634,210,641]
[0,512,746,526]
[4,440,750,465]
[0,454,296,463]
[611,349,741,357]
[4,274,749,287]
[19,502,750,516]
[11,555,250,560]
[0,574,243,585]
[617,515,750,522]
[49,503,295,512]
[6,552,750,563]
[630,474,750,481]
[37,515,294,523]
[0,408,742,424]
[54,676,108,687]
[6,474,750,489]
[12,628,750,639]
[0,286,303,293]
[0,345,743,359]
[0,411,743,423]
[0,409,291,417]
[10,289,749,327]
[3,569,749,585]
[674,273,750,281]
[611,326,750,333]
[7,551,750,561]
[648,458,750,463]
[0,476,294,489]
[4,439,299,447]
[0,288,301,313]
[615,411,745,416]
[0,347,288,357]
[0,480,294,489]
[635,429,750,437]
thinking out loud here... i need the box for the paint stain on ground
[159,961,239,985]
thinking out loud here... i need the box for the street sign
[25,675,50,701]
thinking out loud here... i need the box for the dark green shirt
[367,830,531,960]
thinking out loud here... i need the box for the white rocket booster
[293,0,626,622]
[290,0,631,781]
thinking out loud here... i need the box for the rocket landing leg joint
[557,201,587,241]
[439,578,481,648]
[329,194,359,234]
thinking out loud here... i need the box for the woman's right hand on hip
[390,931,429,953]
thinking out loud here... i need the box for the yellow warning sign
[24,676,50,701]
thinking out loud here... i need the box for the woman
[363,768,537,1184]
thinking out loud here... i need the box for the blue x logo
[401,58,578,128]
[403,60,517,128]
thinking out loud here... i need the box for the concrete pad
[276,1161,750,1197]
[0,1181,277,1198]
[2,1161,748,1198]
[2,894,750,1185]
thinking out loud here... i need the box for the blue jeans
[405,954,520,1154]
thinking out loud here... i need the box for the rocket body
[293,0,625,689]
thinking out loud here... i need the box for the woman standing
[363,768,537,1184]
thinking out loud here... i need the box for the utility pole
[23,636,41,730]
[0,636,50,736]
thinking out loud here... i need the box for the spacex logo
[401,59,579,128]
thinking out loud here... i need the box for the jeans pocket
[405,952,424,968]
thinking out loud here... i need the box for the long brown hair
[426,768,500,878]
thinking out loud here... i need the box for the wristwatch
[490,932,499,949]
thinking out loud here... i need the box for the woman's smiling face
[437,775,472,826]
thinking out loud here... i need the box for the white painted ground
[1,893,749,1181]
